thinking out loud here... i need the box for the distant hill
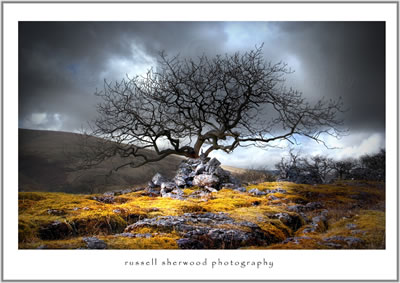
[19,129,185,194]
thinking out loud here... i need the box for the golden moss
[70,211,127,235]
[19,238,87,249]
[18,218,38,243]
[19,192,46,201]
[105,234,179,249]
[266,237,323,249]
[18,180,385,249]
[323,209,385,249]
[183,188,195,196]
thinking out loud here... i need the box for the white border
[3,2,398,281]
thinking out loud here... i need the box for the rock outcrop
[82,237,107,249]
[146,157,241,198]
[125,212,283,249]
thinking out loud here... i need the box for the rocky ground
[19,157,385,249]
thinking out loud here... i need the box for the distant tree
[349,149,385,181]
[275,149,302,180]
[276,152,335,184]
[360,149,385,172]
[332,159,356,180]
[301,155,334,184]
[82,45,345,171]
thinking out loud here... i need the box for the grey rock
[271,212,304,231]
[171,188,184,196]
[177,238,205,249]
[346,223,357,230]
[82,237,107,249]
[47,209,65,216]
[321,209,329,217]
[145,187,161,195]
[124,212,275,248]
[161,182,177,195]
[302,214,328,234]
[181,158,203,170]
[136,233,152,238]
[194,164,207,175]
[205,158,221,173]
[268,195,279,200]
[152,173,169,187]
[162,193,184,200]
[168,157,240,193]
[162,187,184,199]
[220,183,236,189]
[323,236,364,247]
[213,167,231,183]
[205,186,218,193]
[174,176,187,187]
[248,188,266,196]
[324,242,343,248]
[312,215,327,224]
[239,221,260,229]
[282,236,312,244]
[187,189,207,198]
[176,166,192,176]
[351,230,367,235]
[234,187,247,192]
[147,180,156,188]
[114,232,136,238]
[193,174,219,187]
[275,188,287,193]
[91,195,115,204]
[38,221,73,240]
[229,175,241,186]
[305,202,323,210]
[287,205,305,213]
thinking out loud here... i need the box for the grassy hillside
[19,129,185,194]
[19,180,385,249]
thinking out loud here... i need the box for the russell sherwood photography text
[124,258,274,270]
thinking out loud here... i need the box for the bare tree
[349,149,385,181]
[302,155,334,184]
[81,45,345,171]
[332,159,356,180]
[275,148,302,179]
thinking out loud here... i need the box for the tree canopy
[82,46,345,170]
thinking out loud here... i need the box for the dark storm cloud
[19,22,385,136]
[19,22,229,131]
[275,22,385,132]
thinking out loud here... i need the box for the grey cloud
[19,22,229,131]
[19,22,385,138]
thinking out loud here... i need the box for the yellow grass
[19,181,385,249]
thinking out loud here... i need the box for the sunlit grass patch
[105,234,180,249]
[18,237,87,249]
[18,180,385,249]
[201,189,264,211]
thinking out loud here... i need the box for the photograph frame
[1,1,399,281]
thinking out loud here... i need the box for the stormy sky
[18,22,385,168]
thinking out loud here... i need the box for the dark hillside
[18,129,184,193]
